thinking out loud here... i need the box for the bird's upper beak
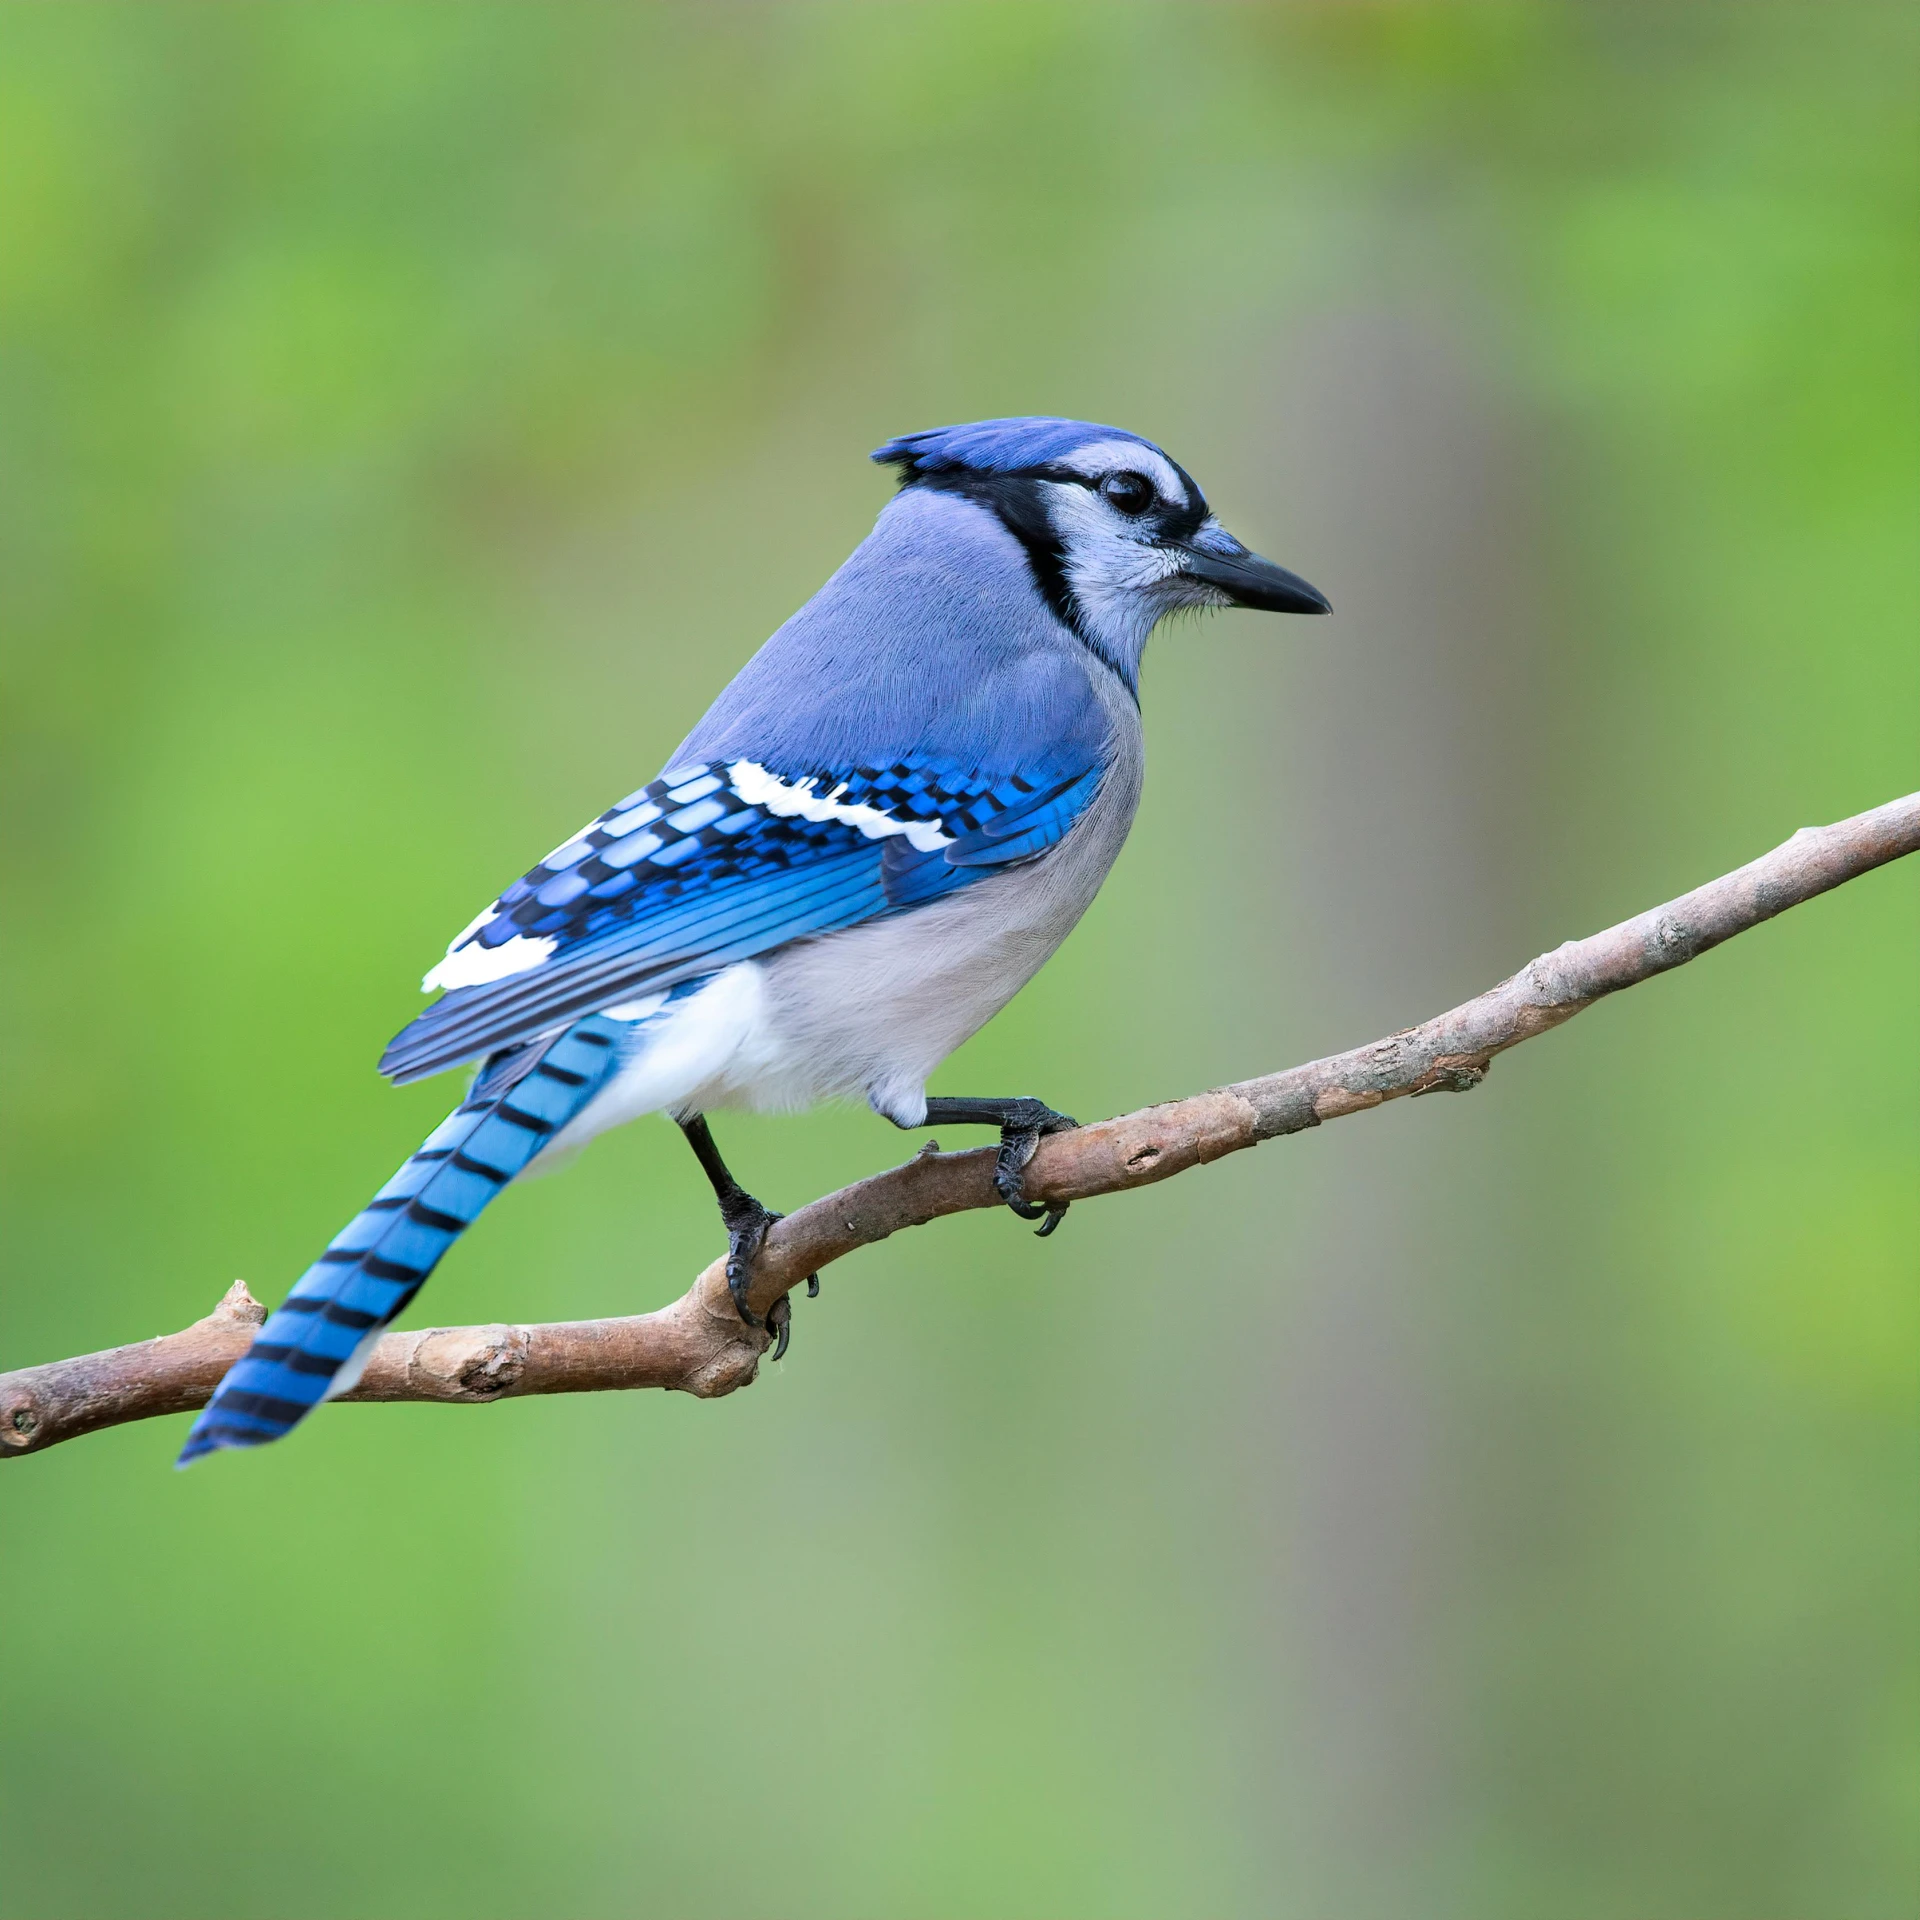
[1167,522,1331,615]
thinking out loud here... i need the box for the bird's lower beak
[1170,529,1331,615]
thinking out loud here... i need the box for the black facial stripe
[906,459,1207,536]
[895,458,1212,685]
[1150,492,1209,544]
[909,468,1080,635]
[1036,459,1209,531]
[1131,456,1209,541]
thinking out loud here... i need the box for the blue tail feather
[177,1015,629,1466]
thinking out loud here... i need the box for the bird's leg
[676,1113,814,1355]
[917,1096,1078,1237]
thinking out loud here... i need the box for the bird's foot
[719,1197,817,1356]
[720,1196,780,1328]
[991,1099,1078,1237]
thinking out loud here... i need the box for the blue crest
[872,416,1161,477]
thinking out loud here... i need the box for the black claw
[914,1096,1078,1236]
[722,1209,816,1353]
[721,1202,781,1329]
[990,1105,1077,1233]
[724,1254,759,1327]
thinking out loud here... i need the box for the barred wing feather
[379,755,1101,1083]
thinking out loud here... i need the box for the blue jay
[179,417,1327,1464]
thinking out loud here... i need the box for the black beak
[1170,533,1331,615]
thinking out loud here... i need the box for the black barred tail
[177,1016,627,1465]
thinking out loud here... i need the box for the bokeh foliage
[2,6,1914,1916]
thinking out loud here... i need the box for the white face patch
[1041,480,1209,668]
[727,760,954,853]
[422,931,556,992]
[1049,439,1188,509]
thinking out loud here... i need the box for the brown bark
[5,791,1915,1462]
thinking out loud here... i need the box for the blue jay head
[873,416,1328,677]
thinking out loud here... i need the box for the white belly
[523,964,807,1173]
[753,786,1134,1123]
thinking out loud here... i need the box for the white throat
[1044,483,1215,679]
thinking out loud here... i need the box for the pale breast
[750,679,1145,1125]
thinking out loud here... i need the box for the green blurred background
[2,6,1915,1916]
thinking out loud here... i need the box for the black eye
[1099,470,1155,516]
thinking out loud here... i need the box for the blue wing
[379,754,1103,1083]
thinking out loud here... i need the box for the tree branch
[5,792,1916,1461]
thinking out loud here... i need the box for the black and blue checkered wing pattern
[379,754,1103,1084]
